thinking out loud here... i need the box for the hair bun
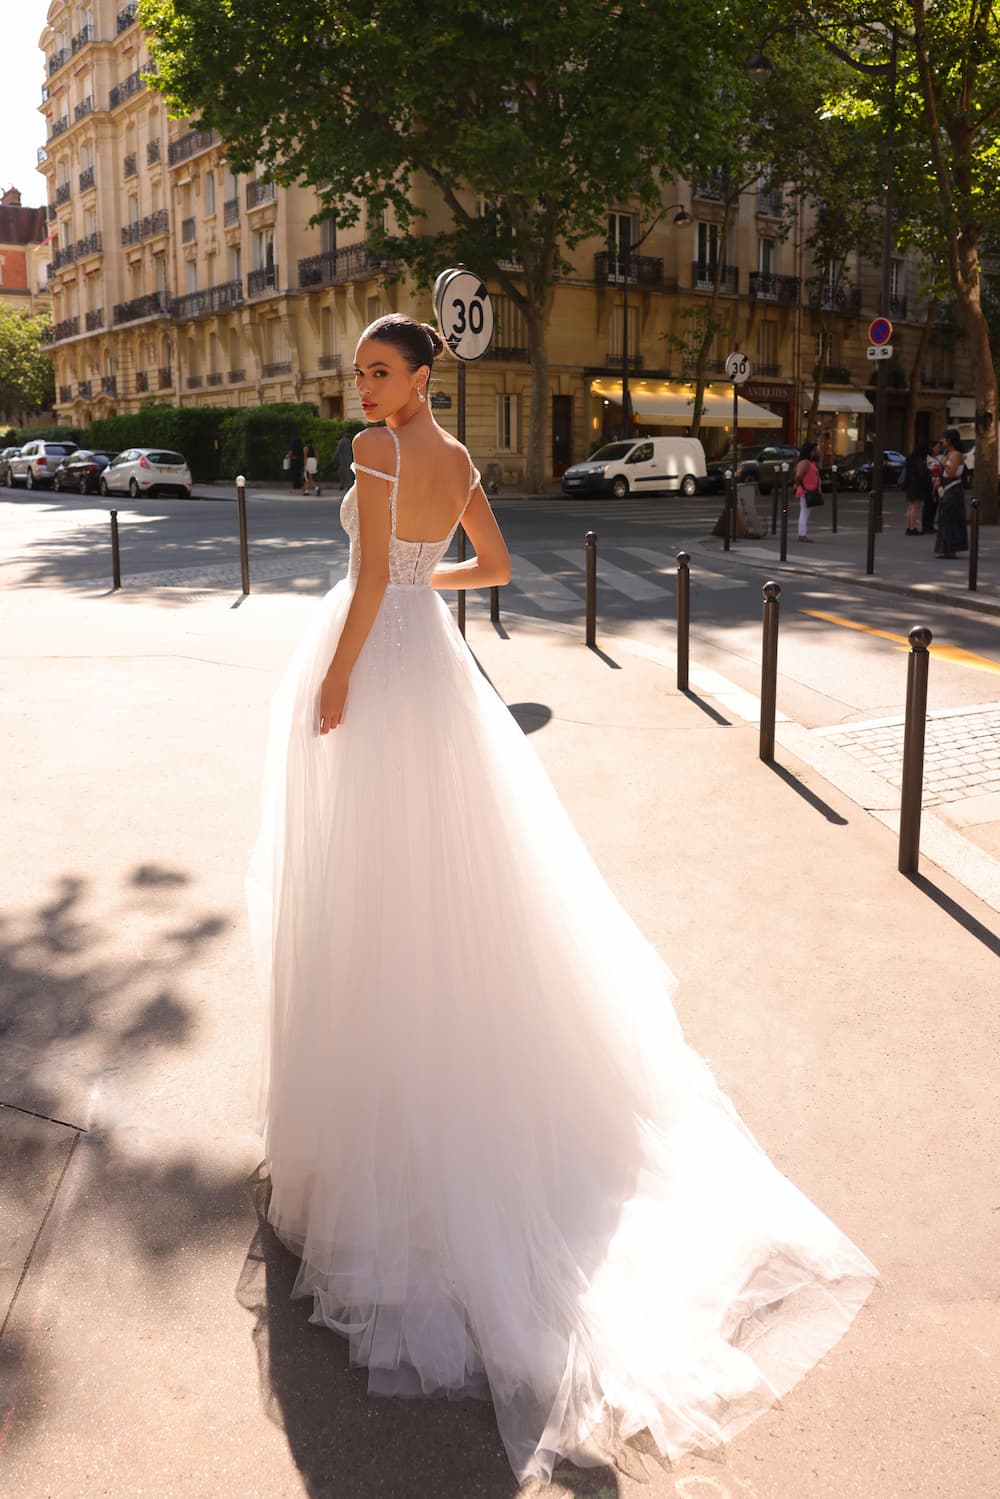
[422,322,445,358]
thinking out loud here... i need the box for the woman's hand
[319,667,349,735]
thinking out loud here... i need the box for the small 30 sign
[724,351,751,384]
[433,267,495,361]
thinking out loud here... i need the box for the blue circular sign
[869,317,893,345]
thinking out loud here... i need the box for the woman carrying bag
[794,439,822,543]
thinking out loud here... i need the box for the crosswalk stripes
[505,553,582,612]
[553,548,665,603]
[620,546,748,592]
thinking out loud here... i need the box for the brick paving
[817,702,1000,804]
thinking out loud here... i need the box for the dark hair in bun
[361,313,443,372]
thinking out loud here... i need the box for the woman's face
[353,338,427,423]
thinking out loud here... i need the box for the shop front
[589,377,783,458]
[808,388,874,462]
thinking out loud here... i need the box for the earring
[417,387,426,403]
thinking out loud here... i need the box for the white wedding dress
[246,428,877,1484]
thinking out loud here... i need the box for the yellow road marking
[800,609,1000,675]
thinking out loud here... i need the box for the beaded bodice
[342,427,480,588]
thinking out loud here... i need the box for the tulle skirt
[246,579,877,1483]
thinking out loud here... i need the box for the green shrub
[3,423,82,446]
[86,403,239,482]
[217,406,364,482]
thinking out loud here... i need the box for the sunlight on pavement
[800,608,1000,675]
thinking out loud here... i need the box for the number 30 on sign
[433,268,495,362]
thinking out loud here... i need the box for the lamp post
[747,25,898,569]
[618,202,692,435]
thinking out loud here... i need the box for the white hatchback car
[100,447,192,498]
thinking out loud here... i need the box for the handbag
[805,487,824,508]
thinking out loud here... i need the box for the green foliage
[0,308,56,423]
[218,405,363,481]
[2,423,81,445]
[86,404,238,481]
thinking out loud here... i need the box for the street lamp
[619,202,692,434]
[746,25,898,575]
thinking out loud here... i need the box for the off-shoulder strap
[353,427,402,533]
[352,462,396,482]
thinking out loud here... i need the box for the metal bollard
[585,531,597,648]
[676,551,690,691]
[759,581,781,762]
[771,465,781,536]
[968,497,980,592]
[723,468,733,552]
[490,584,500,624]
[865,488,877,575]
[457,526,466,637]
[830,465,839,533]
[779,469,789,563]
[109,508,121,590]
[898,625,933,875]
[236,474,250,595]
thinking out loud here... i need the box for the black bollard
[969,497,981,592]
[676,551,690,691]
[723,468,733,552]
[770,465,781,536]
[457,526,466,638]
[779,469,789,563]
[898,626,933,875]
[865,488,877,575]
[490,584,500,624]
[110,508,121,590]
[831,465,839,534]
[759,581,781,762]
[585,531,597,648]
[236,475,250,595]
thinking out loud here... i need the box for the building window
[186,260,198,294]
[606,211,636,277]
[321,305,336,356]
[497,393,519,451]
[492,293,527,356]
[228,244,242,283]
[366,294,383,323]
[608,304,638,364]
[204,171,215,217]
[251,227,273,270]
[758,238,777,275]
[320,214,337,255]
[755,321,778,372]
[128,193,139,225]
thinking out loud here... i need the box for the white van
[561,437,707,499]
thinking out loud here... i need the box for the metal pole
[621,237,631,436]
[585,531,597,648]
[676,551,690,691]
[731,376,739,544]
[759,581,781,762]
[779,467,789,562]
[871,23,898,539]
[831,464,839,533]
[898,625,933,875]
[865,488,877,575]
[109,508,121,590]
[770,465,780,536]
[457,360,467,638]
[236,475,250,595]
[490,584,500,623]
[968,496,980,591]
[723,468,733,552]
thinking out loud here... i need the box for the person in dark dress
[903,444,932,535]
[935,429,968,558]
[288,432,304,492]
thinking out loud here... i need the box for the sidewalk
[1,580,998,1499]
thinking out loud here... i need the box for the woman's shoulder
[353,426,396,469]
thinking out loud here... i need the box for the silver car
[100,447,193,499]
[7,440,78,489]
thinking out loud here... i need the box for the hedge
[86,402,239,483]
[2,423,82,445]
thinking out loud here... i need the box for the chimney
[1,187,23,207]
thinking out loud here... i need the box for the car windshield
[46,443,76,455]
[147,451,185,465]
[587,443,635,462]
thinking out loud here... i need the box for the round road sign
[724,351,751,384]
[436,269,494,361]
[869,317,893,345]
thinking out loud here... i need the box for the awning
[948,396,975,419]
[814,388,873,414]
[592,378,781,427]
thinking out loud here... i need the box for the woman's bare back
[358,421,475,542]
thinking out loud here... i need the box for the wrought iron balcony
[889,293,908,319]
[318,353,341,370]
[246,178,277,209]
[181,216,196,244]
[297,243,392,287]
[113,291,170,324]
[692,261,739,294]
[594,251,666,288]
[186,374,203,389]
[754,363,780,377]
[262,360,292,377]
[71,23,94,53]
[109,70,144,110]
[56,182,71,205]
[606,353,644,370]
[48,46,71,76]
[123,153,137,179]
[101,374,117,395]
[79,165,95,192]
[136,370,149,392]
[167,128,216,166]
[53,244,76,270]
[748,271,800,304]
[158,367,173,389]
[59,384,72,403]
[247,264,279,296]
[146,138,161,166]
[757,190,784,217]
[171,279,244,320]
[117,3,138,32]
[74,96,93,122]
[480,345,530,362]
[78,379,92,398]
[121,209,169,246]
[206,371,224,386]
[50,116,70,141]
[223,196,239,226]
[47,203,57,222]
[693,176,733,203]
[51,316,80,341]
[85,307,104,330]
[808,285,862,315]
[227,368,246,382]
[76,232,102,259]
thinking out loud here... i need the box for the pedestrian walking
[794,438,822,542]
[903,443,932,534]
[935,428,968,559]
[288,433,304,492]
[335,431,353,490]
[303,438,321,495]
[245,311,877,1486]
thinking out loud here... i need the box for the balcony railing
[78,379,92,398]
[167,128,215,166]
[594,251,666,289]
[50,116,70,141]
[56,182,71,205]
[748,271,800,305]
[59,384,72,403]
[147,138,161,166]
[757,190,784,217]
[297,243,393,287]
[121,209,169,245]
[72,24,94,53]
[246,178,277,209]
[223,196,240,226]
[85,307,104,330]
[318,353,341,370]
[171,279,244,320]
[109,70,144,110]
[113,290,170,324]
[606,353,644,370]
[37,146,48,164]
[159,367,173,389]
[693,176,733,203]
[889,293,908,319]
[51,316,80,341]
[181,216,196,243]
[47,203,57,222]
[117,2,138,32]
[136,370,149,392]
[79,165,95,193]
[692,261,739,294]
[921,373,955,389]
[808,285,862,315]
[247,264,279,296]
[206,371,224,386]
[186,374,203,389]
[480,345,530,362]
[74,96,93,122]
[227,368,246,383]
[262,360,292,377]
[123,152,137,179]
[48,46,71,76]
[76,232,102,259]
[53,244,76,270]
[101,374,117,395]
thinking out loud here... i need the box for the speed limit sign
[724,351,751,384]
[433,268,494,361]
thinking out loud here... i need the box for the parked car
[6,440,78,490]
[0,447,23,485]
[100,448,193,499]
[561,437,706,498]
[822,448,905,492]
[733,444,801,493]
[52,449,116,494]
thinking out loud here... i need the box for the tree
[142,0,749,489]
[0,307,55,426]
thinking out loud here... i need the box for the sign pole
[723,351,751,550]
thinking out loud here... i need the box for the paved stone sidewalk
[815,702,1000,807]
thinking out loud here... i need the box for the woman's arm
[430,483,511,590]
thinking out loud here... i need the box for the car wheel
[611,476,629,499]
[680,474,697,497]
[100,477,109,496]
[25,470,35,490]
[129,478,139,498]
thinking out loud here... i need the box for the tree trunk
[690,200,737,441]
[954,234,999,524]
[904,297,937,454]
[523,296,549,494]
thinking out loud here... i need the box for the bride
[246,313,877,1484]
